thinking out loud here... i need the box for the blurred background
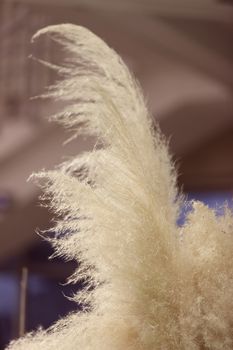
[0,0,233,348]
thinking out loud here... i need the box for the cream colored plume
[7,24,233,350]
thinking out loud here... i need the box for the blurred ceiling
[0,0,233,261]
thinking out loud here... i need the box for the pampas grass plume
[7,24,233,350]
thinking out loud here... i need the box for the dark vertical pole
[19,267,28,337]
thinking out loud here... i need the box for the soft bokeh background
[0,0,233,348]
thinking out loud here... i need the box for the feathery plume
[7,24,233,350]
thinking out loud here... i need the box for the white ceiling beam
[0,123,94,203]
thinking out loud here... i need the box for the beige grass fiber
[7,24,233,350]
